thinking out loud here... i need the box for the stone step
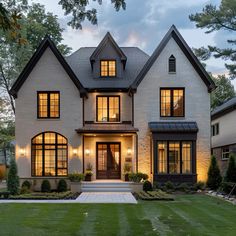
[81,187,132,192]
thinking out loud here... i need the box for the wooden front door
[96,142,121,179]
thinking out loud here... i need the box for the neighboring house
[10,25,215,186]
[211,97,236,175]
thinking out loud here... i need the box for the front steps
[81,181,133,192]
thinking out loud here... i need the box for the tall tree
[211,75,236,109]
[0,2,71,116]
[59,0,126,29]
[189,0,236,78]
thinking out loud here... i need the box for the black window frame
[168,55,176,73]
[96,95,120,122]
[160,88,185,117]
[211,123,219,136]
[100,60,117,77]
[156,140,194,175]
[31,132,68,177]
[37,91,60,119]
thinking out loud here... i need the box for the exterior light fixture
[127,148,132,155]
[85,149,90,155]
[20,148,26,156]
[73,149,78,156]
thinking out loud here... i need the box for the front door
[96,142,121,179]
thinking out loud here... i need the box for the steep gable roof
[10,36,87,98]
[129,25,216,93]
[90,32,127,68]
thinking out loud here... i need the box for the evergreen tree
[225,154,236,183]
[207,155,222,190]
[7,157,19,195]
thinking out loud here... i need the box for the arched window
[31,132,68,176]
[169,55,176,73]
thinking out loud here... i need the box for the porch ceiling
[76,124,139,134]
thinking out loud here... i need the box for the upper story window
[211,123,219,136]
[96,96,120,122]
[100,60,116,77]
[169,55,176,73]
[37,91,60,119]
[160,88,184,117]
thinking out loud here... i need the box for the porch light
[19,148,26,156]
[85,149,90,155]
[127,148,132,155]
[73,149,78,156]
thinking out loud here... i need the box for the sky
[31,0,236,87]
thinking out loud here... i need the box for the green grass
[0,194,235,236]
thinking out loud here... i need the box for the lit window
[100,60,116,77]
[38,92,60,118]
[97,96,120,122]
[157,141,192,174]
[222,147,230,160]
[31,132,67,176]
[169,55,176,73]
[160,88,184,117]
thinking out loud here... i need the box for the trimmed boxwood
[41,180,51,193]
[57,179,67,192]
[22,180,31,190]
[143,180,153,192]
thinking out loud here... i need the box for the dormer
[90,32,127,78]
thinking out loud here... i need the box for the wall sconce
[19,148,26,156]
[85,149,90,156]
[73,149,78,156]
[127,148,132,155]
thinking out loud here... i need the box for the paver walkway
[0,192,137,204]
[76,192,137,204]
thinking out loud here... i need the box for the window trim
[37,91,60,119]
[168,55,176,73]
[160,87,185,117]
[96,95,121,123]
[211,123,219,136]
[221,146,230,160]
[156,140,194,175]
[100,60,117,77]
[31,131,68,177]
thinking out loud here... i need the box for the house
[211,97,236,175]
[10,25,215,187]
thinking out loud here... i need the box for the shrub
[20,186,31,194]
[225,154,236,183]
[57,179,67,192]
[194,181,205,191]
[7,158,19,195]
[143,180,153,191]
[41,180,51,193]
[164,181,174,190]
[207,155,222,190]
[176,183,190,192]
[22,180,31,190]
[128,172,148,183]
[68,173,84,182]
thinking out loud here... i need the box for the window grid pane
[100,60,116,77]
[32,132,68,177]
[169,142,180,174]
[158,142,167,173]
[182,142,192,174]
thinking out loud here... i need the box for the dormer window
[100,60,116,77]
[168,55,176,73]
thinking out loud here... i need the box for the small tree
[207,155,222,190]
[7,158,19,195]
[225,154,236,183]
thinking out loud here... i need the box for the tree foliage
[225,154,236,183]
[207,155,222,190]
[59,0,126,29]
[0,1,71,117]
[211,75,236,109]
[7,157,19,195]
[189,0,236,78]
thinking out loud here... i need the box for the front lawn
[0,194,235,236]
